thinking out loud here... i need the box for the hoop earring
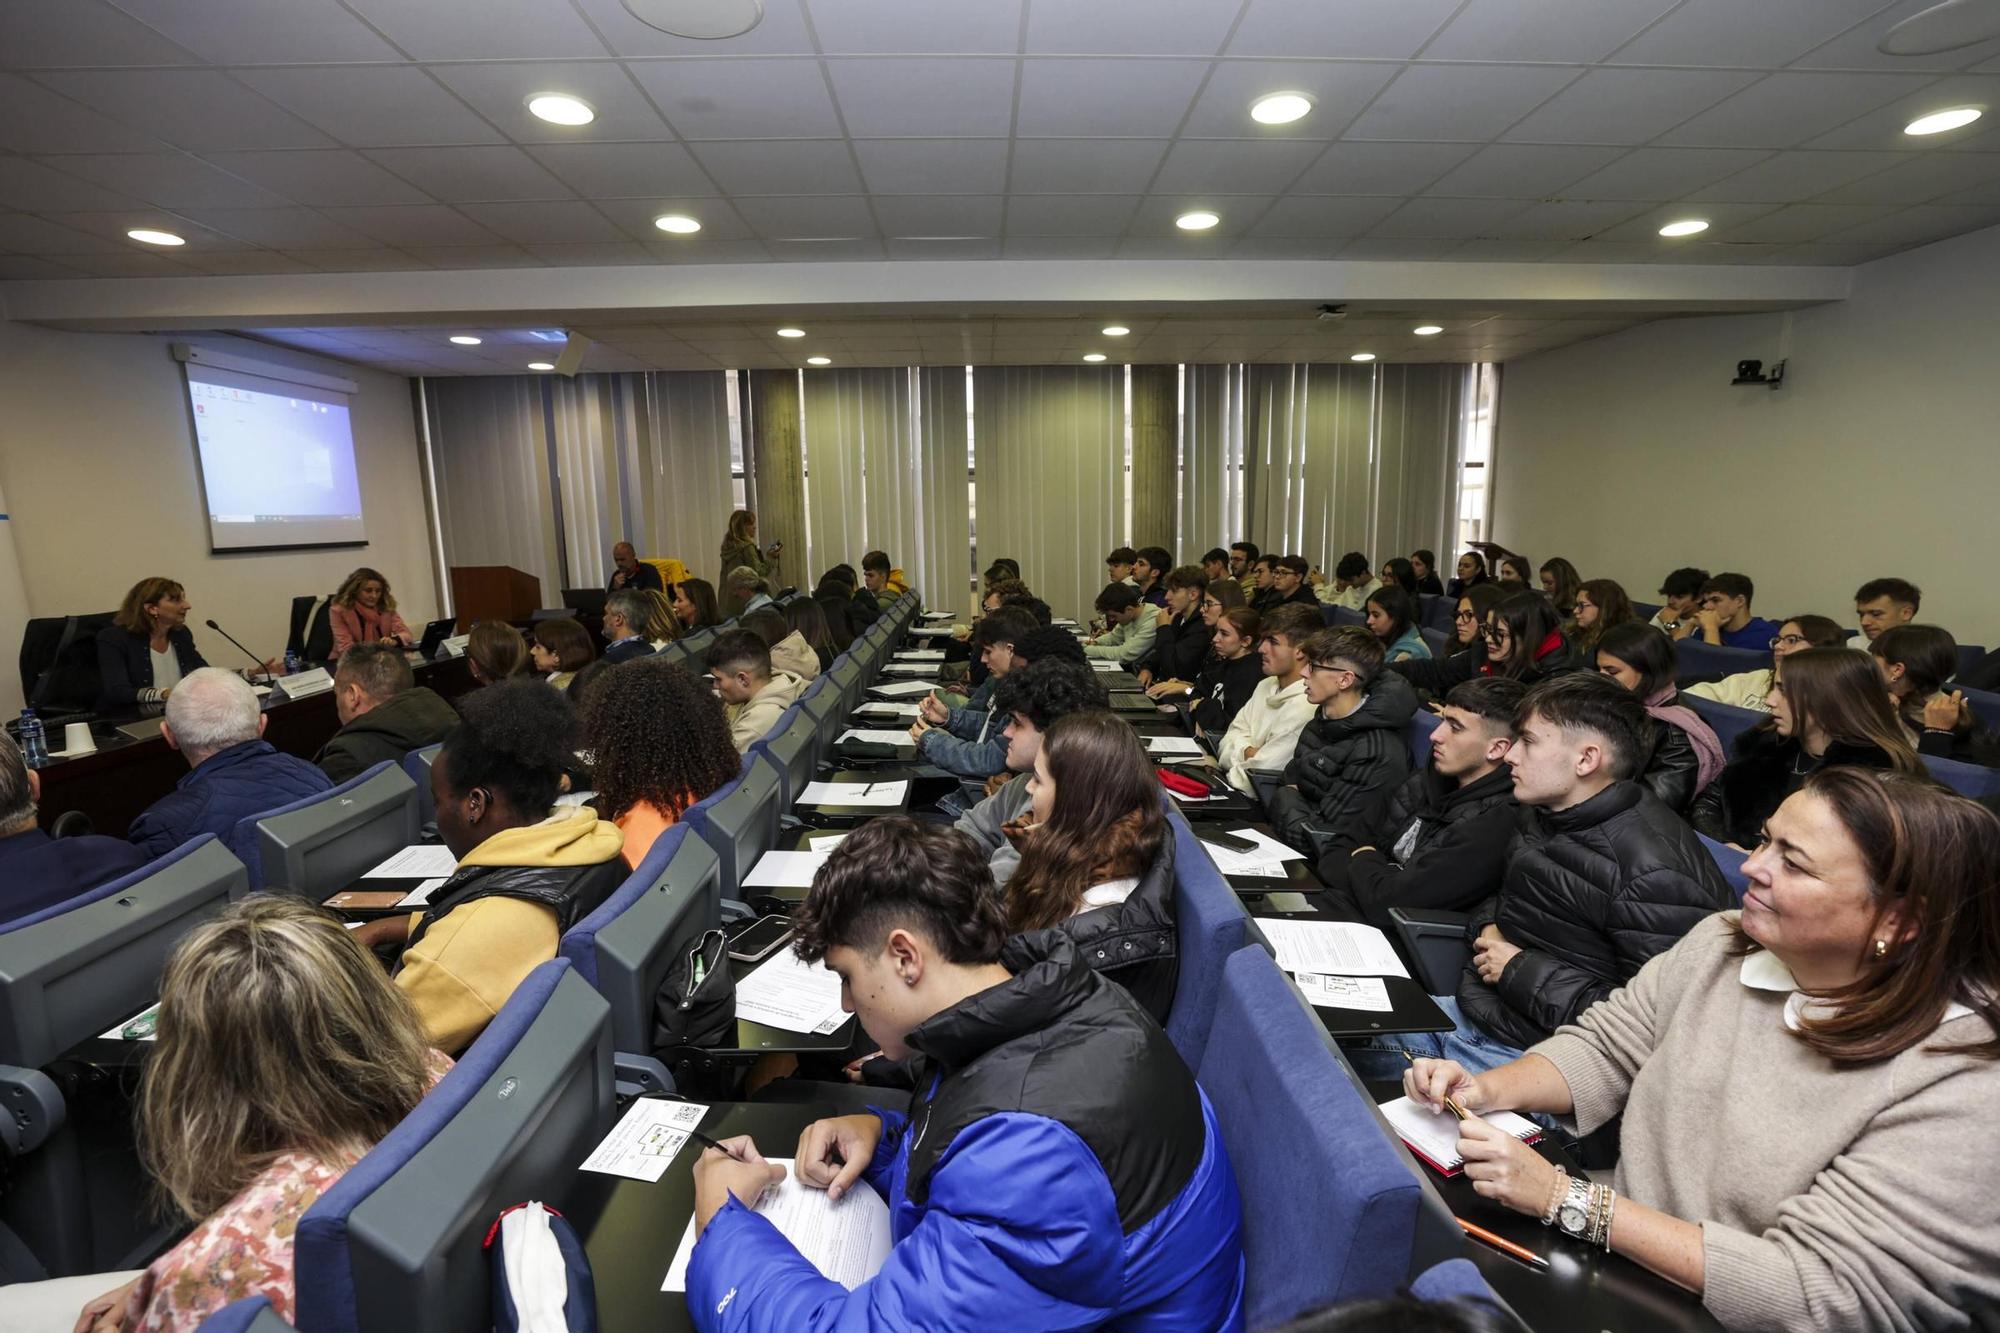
[1873,939,1889,959]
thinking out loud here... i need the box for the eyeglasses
[1770,633,1810,649]
[1304,660,1356,677]
[1453,609,1476,622]
[1479,624,1509,643]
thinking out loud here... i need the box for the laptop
[561,587,609,616]
[415,618,457,659]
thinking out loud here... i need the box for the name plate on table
[274,666,335,699]
[437,634,470,659]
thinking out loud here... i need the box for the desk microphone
[205,619,273,683]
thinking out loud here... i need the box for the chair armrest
[1389,908,1473,997]
[613,1051,677,1099]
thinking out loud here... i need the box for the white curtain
[424,376,562,601]
[628,371,739,583]
[972,365,1126,623]
[799,368,908,583]
[546,375,623,589]
[1374,364,1472,567]
[1244,364,1377,569]
[1180,363,1247,562]
[912,366,972,612]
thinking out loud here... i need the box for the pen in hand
[689,1129,743,1162]
[1402,1050,1470,1120]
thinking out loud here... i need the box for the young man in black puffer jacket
[1344,673,1730,1082]
[1319,676,1526,933]
[1267,626,1419,859]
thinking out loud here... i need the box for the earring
[1873,939,1889,959]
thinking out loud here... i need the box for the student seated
[1132,545,1173,609]
[1683,613,1844,712]
[1873,624,1998,768]
[352,679,624,1054]
[1228,541,1259,599]
[0,735,149,928]
[781,596,838,675]
[953,660,1108,885]
[1345,674,1731,1081]
[57,896,448,1332]
[1566,578,1635,660]
[529,615,596,692]
[1147,579,1243,700]
[1215,602,1320,792]
[684,817,1245,1331]
[1200,547,1231,586]
[861,549,909,600]
[1364,583,1431,662]
[1316,550,1381,611]
[1002,712,1177,1020]
[1851,575,1920,644]
[1188,606,1263,737]
[673,577,722,633]
[1135,565,1213,688]
[1271,554,1321,609]
[466,620,529,685]
[580,657,741,868]
[1692,648,1925,848]
[1537,558,1581,616]
[1409,548,1446,597]
[1645,566,1708,638]
[1444,551,1490,600]
[1104,545,1138,586]
[1392,590,1572,700]
[705,629,807,754]
[1318,677,1525,933]
[742,606,820,682]
[914,606,1037,778]
[600,589,655,664]
[638,588,683,650]
[1591,622,1724,816]
[129,668,331,861]
[1082,582,1158,666]
[1267,627,1419,859]
[1403,770,2000,1331]
[1380,556,1419,597]
[1676,572,1778,650]
[315,643,460,783]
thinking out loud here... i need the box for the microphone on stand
[205,619,274,683]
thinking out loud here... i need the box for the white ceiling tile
[1481,198,1651,240]
[885,237,1003,258]
[427,62,673,143]
[1015,59,1208,137]
[570,0,817,56]
[527,142,717,199]
[1113,233,1235,258]
[1443,238,1571,262]
[523,241,657,266]
[824,58,1018,138]
[456,200,630,244]
[1540,239,1666,263]
[340,0,610,60]
[199,150,434,206]
[1500,68,1763,145]
[1003,194,1143,234]
[1801,74,2000,150]
[1290,141,1481,194]
[1248,194,1404,236]
[1335,237,1464,260]
[1007,138,1168,193]
[1151,139,1324,194]
[853,139,1010,194]
[1366,196,1536,238]
[871,195,1004,236]
[1345,64,1581,141]
[1607,0,1898,68]
[1657,73,1937,149]
[810,0,1024,55]
[173,206,380,249]
[688,140,863,193]
[283,248,432,271]
[44,153,292,208]
[1423,144,1625,198]
[32,70,336,153]
[1794,0,2000,71]
[1937,174,2000,207]
[1229,236,1350,258]
[39,209,243,248]
[1587,200,1782,240]
[1425,0,1680,62]
[1229,0,1462,59]
[0,256,86,278]
[49,250,200,277]
[732,194,878,238]
[641,237,772,263]
[0,213,124,253]
[765,237,887,260]
[1127,194,1271,236]
[234,67,507,148]
[1649,241,1800,265]
[596,196,755,240]
[629,58,840,139]
[1176,60,1397,140]
[0,74,169,154]
[0,0,200,67]
[1026,0,1239,55]
[108,0,405,62]
[317,204,509,247]
[174,250,317,275]
[1759,241,1904,265]
[1819,202,2000,244]
[1688,150,1909,203]
[363,147,575,202]
[1705,203,1901,244]
[1556,146,1772,199]
[0,157,144,212]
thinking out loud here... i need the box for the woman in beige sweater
[1406,767,2000,1332]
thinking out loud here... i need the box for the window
[1455,364,1499,552]
[725,369,747,511]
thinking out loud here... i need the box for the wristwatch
[1551,1177,1616,1250]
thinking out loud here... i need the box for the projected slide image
[187,373,368,549]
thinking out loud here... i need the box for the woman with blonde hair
[328,567,413,658]
[67,895,445,1331]
[718,508,780,582]
[637,587,682,650]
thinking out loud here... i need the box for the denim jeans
[1340,994,1528,1085]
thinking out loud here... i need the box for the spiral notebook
[1379,1096,1543,1177]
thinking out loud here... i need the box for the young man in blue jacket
[686,817,1246,1331]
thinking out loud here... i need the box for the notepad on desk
[869,680,936,698]
[363,844,459,879]
[796,780,908,808]
[1143,735,1204,758]
[892,650,945,661]
[663,1157,892,1292]
[1379,1097,1542,1176]
[854,701,921,718]
[837,728,914,747]
[742,850,831,889]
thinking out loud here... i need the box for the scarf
[1645,684,1726,791]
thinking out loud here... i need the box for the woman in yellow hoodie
[355,678,626,1054]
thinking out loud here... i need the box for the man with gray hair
[722,565,773,617]
[129,667,332,863]
[0,733,149,927]
[601,588,654,664]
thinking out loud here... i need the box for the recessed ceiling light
[806,356,831,366]
[1350,352,1376,363]
[528,361,555,371]
[1658,218,1710,237]
[126,228,184,246]
[1250,91,1315,125]
[1413,325,1444,337]
[1175,210,1220,231]
[776,327,806,338]
[526,93,595,126]
[1102,325,1130,336]
[1083,353,1108,363]
[1904,106,1983,136]
[449,335,482,345]
[653,213,702,234]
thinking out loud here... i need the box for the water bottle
[17,708,49,769]
[284,648,302,676]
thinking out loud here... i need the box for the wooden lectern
[448,565,540,629]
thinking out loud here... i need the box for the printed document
[1258,918,1410,980]
[664,1158,892,1292]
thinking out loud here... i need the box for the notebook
[1379,1096,1542,1177]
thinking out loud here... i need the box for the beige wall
[1492,222,2000,651]
[0,321,436,714]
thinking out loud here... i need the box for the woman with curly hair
[329,566,413,657]
[581,657,742,867]
[1001,711,1177,1021]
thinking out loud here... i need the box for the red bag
[1157,767,1211,799]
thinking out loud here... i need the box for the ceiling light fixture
[126,228,184,246]
[1102,325,1130,336]
[653,213,702,234]
[1658,218,1710,237]
[526,93,595,126]
[1350,352,1376,363]
[1175,210,1220,231]
[528,361,555,371]
[1083,353,1108,362]
[1250,91,1315,125]
[1413,325,1444,336]
[449,335,482,345]
[1904,106,1983,136]
[806,356,831,366]
[776,327,806,338]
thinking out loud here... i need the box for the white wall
[1492,223,2000,650]
[0,321,436,715]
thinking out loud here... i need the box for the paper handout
[1258,918,1411,980]
[836,729,914,747]
[1294,973,1393,1011]
[868,680,936,698]
[734,952,850,1034]
[663,1158,893,1292]
[579,1097,712,1183]
[1143,735,1204,758]
[742,850,832,889]
[796,780,908,808]
[363,845,459,879]
[853,701,921,718]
